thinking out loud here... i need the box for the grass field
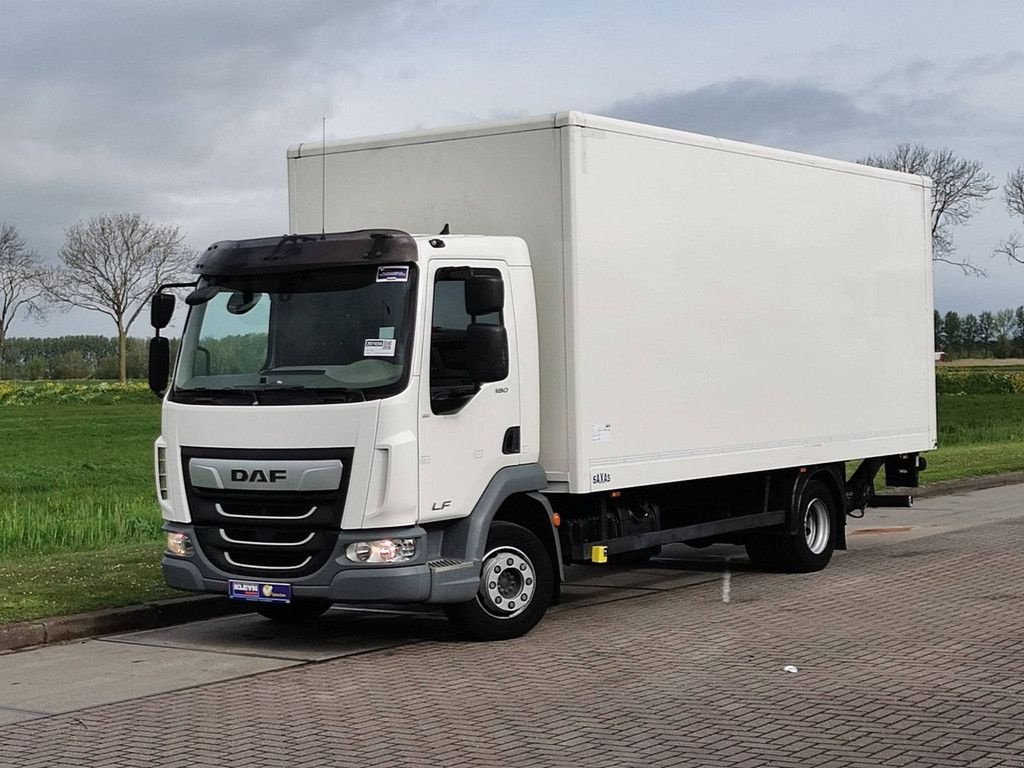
[0,403,163,557]
[0,400,179,622]
[927,394,1024,482]
[2,382,1024,624]
[0,543,176,624]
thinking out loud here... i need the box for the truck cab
[153,230,556,640]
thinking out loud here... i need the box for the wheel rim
[477,545,536,619]
[804,498,831,555]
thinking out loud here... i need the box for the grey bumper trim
[162,523,479,604]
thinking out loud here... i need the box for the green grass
[923,393,1024,483]
[937,394,1024,445]
[924,442,1024,483]
[0,400,172,623]
[0,542,178,624]
[0,402,163,558]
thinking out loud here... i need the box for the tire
[744,478,837,573]
[255,598,333,623]
[444,521,554,641]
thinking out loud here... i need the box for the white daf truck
[149,112,936,640]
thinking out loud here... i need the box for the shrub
[935,369,1018,395]
[0,380,154,405]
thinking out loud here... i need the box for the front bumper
[162,523,480,604]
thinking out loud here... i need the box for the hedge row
[0,381,155,405]
[935,369,1024,395]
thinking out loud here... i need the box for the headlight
[345,538,416,564]
[166,532,194,557]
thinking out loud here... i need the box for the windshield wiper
[173,387,258,405]
[173,384,366,405]
[232,384,366,404]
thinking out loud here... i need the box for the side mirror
[466,324,508,383]
[465,275,504,316]
[151,293,175,329]
[149,337,170,395]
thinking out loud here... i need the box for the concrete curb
[3,473,1024,654]
[895,471,1024,500]
[0,595,250,654]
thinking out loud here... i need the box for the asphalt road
[1,484,1022,767]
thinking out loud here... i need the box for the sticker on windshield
[376,266,409,283]
[364,338,397,357]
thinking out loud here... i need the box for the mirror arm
[157,281,198,293]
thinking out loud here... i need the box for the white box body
[288,112,936,494]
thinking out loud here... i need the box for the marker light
[345,538,417,564]
[166,532,194,557]
[156,446,168,500]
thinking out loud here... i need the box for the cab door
[417,260,520,524]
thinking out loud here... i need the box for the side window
[430,267,506,414]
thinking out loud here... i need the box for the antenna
[320,116,327,239]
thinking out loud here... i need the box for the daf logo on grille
[230,469,287,483]
[190,458,343,492]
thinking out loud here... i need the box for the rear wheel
[255,598,333,623]
[444,521,554,641]
[744,478,837,573]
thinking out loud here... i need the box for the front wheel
[444,521,554,641]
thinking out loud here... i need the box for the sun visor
[194,229,417,276]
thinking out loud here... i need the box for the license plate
[228,580,292,604]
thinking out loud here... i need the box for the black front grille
[182,447,353,579]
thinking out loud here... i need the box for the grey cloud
[862,58,937,91]
[0,1,441,261]
[601,77,995,160]
[604,79,881,149]
[0,2,419,160]
[949,52,1024,81]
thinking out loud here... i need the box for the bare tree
[996,167,1024,264]
[858,144,996,274]
[48,213,195,383]
[0,223,48,380]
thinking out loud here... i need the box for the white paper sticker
[364,339,396,357]
[376,266,409,283]
[592,424,612,443]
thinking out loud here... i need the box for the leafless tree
[858,144,996,275]
[0,223,48,380]
[996,167,1024,264]
[48,213,195,383]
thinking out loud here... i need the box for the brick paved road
[2,513,1023,766]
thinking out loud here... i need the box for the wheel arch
[493,492,564,598]
[440,465,562,584]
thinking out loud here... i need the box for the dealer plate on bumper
[229,580,292,604]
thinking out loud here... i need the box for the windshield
[172,264,417,404]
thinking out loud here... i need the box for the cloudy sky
[3,0,1024,337]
